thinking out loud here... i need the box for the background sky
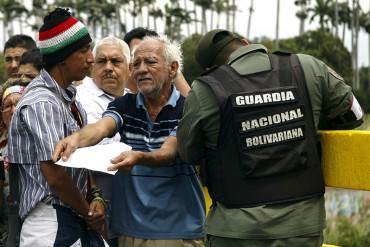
[2,0,370,66]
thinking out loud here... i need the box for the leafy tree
[255,29,352,84]
[295,0,310,35]
[181,33,203,84]
[165,0,191,41]
[193,0,213,33]
[0,53,6,84]
[337,1,351,42]
[308,0,333,30]
[0,0,28,44]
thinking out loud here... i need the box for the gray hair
[93,36,131,63]
[141,35,183,71]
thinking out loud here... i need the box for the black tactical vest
[198,52,325,208]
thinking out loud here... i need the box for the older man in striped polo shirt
[54,35,205,247]
[8,8,106,246]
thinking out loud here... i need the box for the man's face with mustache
[92,43,129,97]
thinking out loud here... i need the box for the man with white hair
[53,36,205,247]
[76,36,131,246]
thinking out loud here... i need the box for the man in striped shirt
[54,36,205,247]
[8,8,106,246]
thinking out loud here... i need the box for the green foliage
[325,216,370,247]
[354,67,370,113]
[0,53,6,84]
[260,29,353,85]
[181,34,203,85]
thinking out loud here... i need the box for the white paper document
[55,142,132,175]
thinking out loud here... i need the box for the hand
[107,150,143,172]
[85,200,105,233]
[52,133,80,162]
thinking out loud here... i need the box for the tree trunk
[232,0,236,32]
[368,1,370,92]
[275,0,280,49]
[194,1,198,34]
[342,23,346,43]
[334,0,339,37]
[299,19,305,35]
[352,0,360,89]
[154,16,157,32]
[298,1,306,35]
[216,11,220,29]
[226,0,230,30]
[184,0,191,36]
[93,20,97,39]
[123,6,128,32]
[3,21,7,47]
[368,31,370,92]
[9,20,14,37]
[116,1,121,36]
[210,7,214,30]
[19,17,23,34]
[147,5,150,29]
[247,0,253,39]
[201,7,207,33]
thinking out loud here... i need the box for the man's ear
[241,39,249,46]
[169,61,179,78]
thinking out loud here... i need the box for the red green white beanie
[38,8,92,67]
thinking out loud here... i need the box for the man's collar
[136,85,180,109]
[228,44,268,65]
[40,69,76,102]
[82,76,116,100]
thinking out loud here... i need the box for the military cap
[195,29,240,69]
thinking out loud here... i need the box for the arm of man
[40,161,90,216]
[52,116,117,162]
[108,136,178,171]
[174,71,190,97]
[315,58,363,129]
[21,101,105,230]
[177,81,220,163]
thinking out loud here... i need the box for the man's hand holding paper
[53,142,132,175]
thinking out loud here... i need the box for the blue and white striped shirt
[103,88,205,239]
[8,69,88,219]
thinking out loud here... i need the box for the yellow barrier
[320,130,370,190]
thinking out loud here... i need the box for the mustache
[102,73,118,80]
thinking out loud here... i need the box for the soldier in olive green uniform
[177,29,363,247]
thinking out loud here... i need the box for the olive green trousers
[206,233,323,247]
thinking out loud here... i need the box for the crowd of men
[0,6,364,247]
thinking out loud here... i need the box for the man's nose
[11,59,18,69]
[136,62,148,73]
[104,60,114,71]
[87,50,94,64]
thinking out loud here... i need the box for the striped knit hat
[38,8,92,67]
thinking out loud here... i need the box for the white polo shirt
[76,76,123,144]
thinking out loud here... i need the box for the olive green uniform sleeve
[297,54,359,129]
[177,80,220,163]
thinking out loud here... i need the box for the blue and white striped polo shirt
[8,69,88,219]
[103,88,205,239]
